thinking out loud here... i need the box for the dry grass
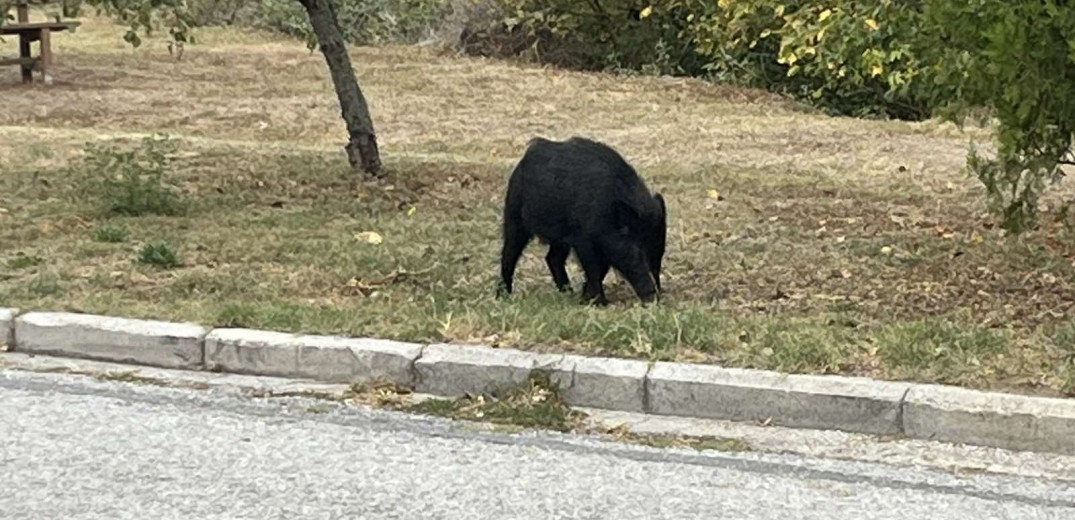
[3,17,1075,397]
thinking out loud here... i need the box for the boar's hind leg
[545,241,573,292]
[599,235,658,303]
[574,242,610,306]
[497,219,532,298]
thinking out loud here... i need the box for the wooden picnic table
[2,2,80,84]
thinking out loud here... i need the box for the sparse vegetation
[82,135,189,217]
[93,225,129,243]
[2,17,1075,396]
[404,373,587,432]
[6,252,43,270]
[136,241,181,269]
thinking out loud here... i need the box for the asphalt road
[3,368,1074,520]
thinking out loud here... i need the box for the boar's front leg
[573,241,610,306]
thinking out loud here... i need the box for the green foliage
[481,0,930,118]
[677,0,930,119]
[183,0,252,26]
[921,0,1075,233]
[487,0,702,75]
[183,0,451,48]
[137,241,181,268]
[82,135,188,217]
[1,0,199,46]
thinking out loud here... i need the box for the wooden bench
[2,2,80,84]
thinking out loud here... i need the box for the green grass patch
[876,315,1011,384]
[137,241,182,269]
[93,225,129,243]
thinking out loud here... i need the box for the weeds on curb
[399,373,588,432]
[386,374,750,452]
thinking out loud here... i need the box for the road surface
[2,366,1074,519]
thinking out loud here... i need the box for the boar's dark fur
[496,136,667,305]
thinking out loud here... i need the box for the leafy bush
[137,241,181,268]
[921,0,1075,233]
[674,0,931,119]
[485,0,703,75]
[82,135,188,218]
[463,0,930,118]
[184,0,254,26]
[185,0,451,46]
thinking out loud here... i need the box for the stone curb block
[903,384,1075,455]
[0,308,17,348]
[13,311,205,370]
[414,344,649,413]
[415,343,564,397]
[554,355,649,413]
[9,308,1075,456]
[647,362,911,435]
[204,328,423,386]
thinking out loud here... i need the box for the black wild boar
[496,136,667,305]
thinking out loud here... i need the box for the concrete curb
[646,362,910,435]
[904,384,1075,456]
[12,311,206,370]
[3,307,1075,455]
[0,307,16,349]
[203,328,423,386]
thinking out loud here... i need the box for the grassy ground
[3,16,1075,397]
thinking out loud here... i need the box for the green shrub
[137,241,181,269]
[464,0,930,119]
[184,0,254,26]
[674,0,931,119]
[488,0,703,75]
[921,0,1075,233]
[185,0,452,46]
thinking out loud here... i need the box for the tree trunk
[297,0,382,175]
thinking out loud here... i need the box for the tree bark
[297,0,382,175]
